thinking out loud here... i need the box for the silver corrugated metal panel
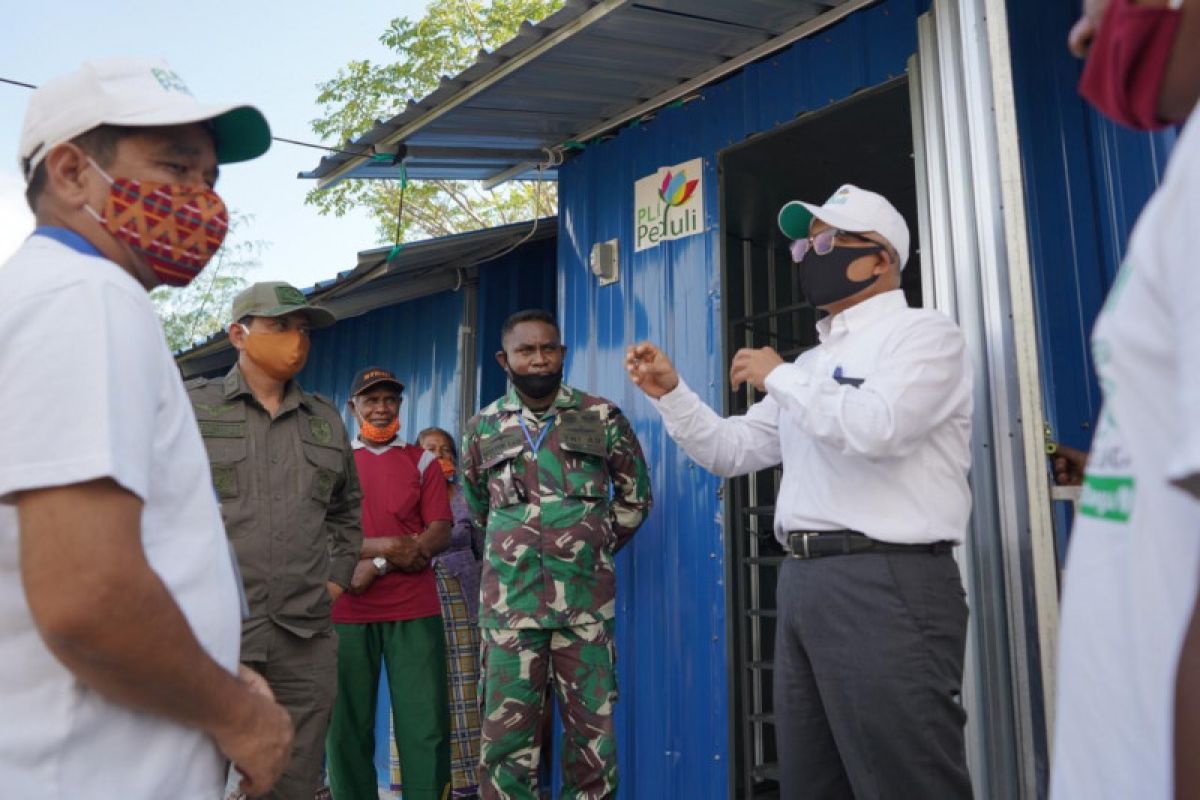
[299,0,865,187]
[175,218,556,377]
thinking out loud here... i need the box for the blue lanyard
[517,414,554,456]
[32,226,102,258]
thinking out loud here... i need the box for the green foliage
[309,0,563,241]
[152,212,265,353]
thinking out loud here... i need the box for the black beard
[509,369,563,400]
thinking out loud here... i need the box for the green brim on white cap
[209,105,272,164]
[18,58,273,176]
[778,201,815,240]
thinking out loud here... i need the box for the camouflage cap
[231,281,336,329]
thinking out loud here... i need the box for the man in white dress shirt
[627,184,974,799]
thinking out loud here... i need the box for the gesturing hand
[729,347,784,392]
[625,342,680,400]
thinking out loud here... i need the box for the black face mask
[508,368,563,400]
[798,243,885,308]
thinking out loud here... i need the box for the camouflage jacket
[461,382,652,629]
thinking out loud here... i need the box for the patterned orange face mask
[85,158,229,287]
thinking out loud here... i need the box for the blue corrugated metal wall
[557,2,925,795]
[476,236,559,408]
[298,288,465,438]
[1006,0,1176,455]
[1005,0,1176,555]
[299,236,558,440]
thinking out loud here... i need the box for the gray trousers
[774,549,972,800]
[242,626,338,800]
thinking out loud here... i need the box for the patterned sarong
[391,564,481,798]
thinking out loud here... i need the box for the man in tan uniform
[188,282,363,800]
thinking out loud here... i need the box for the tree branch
[432,180,490,228]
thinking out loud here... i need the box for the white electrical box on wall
[589,239,619,286]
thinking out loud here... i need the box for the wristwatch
[372,556,389,575]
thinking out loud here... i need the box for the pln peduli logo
[634,158,705,252]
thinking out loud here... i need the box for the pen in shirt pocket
[833,365,865,388]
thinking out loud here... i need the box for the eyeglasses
[788,228,879,263]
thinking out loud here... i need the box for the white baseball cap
[778,184,911,269]
[19,57,271,179]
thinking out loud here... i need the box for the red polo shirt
[332,441,452,623]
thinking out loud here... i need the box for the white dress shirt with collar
[652,289,973,545]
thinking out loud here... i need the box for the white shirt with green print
[1052,108,1200,800]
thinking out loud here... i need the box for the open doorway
[718,77,919,799]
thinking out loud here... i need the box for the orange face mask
[359,417,400,445]
[438,456,457,483]
[241,326,309,382]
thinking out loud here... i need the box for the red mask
[1078,0,1184,131]
[85,158,229,286]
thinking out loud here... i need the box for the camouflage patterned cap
[231,281,336,329]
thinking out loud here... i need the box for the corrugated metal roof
[175,217,556,376]
[300,0,867,187]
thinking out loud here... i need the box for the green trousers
[327,616,450,800]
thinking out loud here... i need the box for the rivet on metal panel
[714,754,721,761]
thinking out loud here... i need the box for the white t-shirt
[1051,110,1200,799]
[0,233,242,799]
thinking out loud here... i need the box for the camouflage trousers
[479,621,618,800]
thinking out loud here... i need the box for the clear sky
[0,0,430,288]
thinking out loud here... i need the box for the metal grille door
[723,238,820,798]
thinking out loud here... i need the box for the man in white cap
[627,184,974,798]
[0,58,292,799]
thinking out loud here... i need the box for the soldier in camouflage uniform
[187,282,362,800]
[460,309,652,800]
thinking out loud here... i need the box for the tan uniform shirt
[188,366,362,659]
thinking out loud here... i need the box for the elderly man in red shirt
[326,367,453,800]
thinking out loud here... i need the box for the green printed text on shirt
[1079,475,1135,523]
